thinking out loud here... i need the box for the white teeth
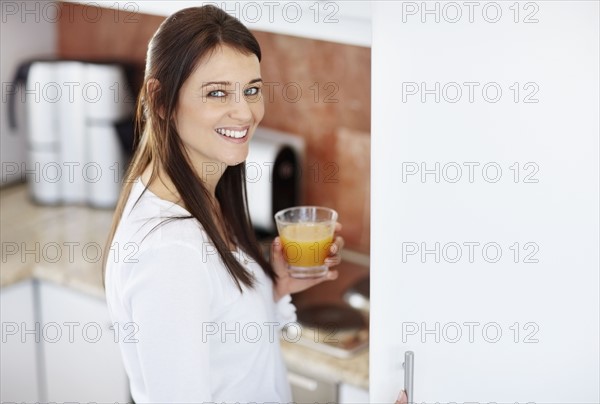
[216,128,247,139]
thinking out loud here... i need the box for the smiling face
[174,45,264,171]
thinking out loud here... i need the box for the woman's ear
[146,78,165,119]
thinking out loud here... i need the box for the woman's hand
[396,389,408,404]
[272,222,344,302]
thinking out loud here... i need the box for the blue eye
[208,90,226,97]
[244,87,261,96]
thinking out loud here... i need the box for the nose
[228,93,254,122]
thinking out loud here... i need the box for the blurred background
[1,1,372,403]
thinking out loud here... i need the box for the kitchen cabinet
[37,280,130,402]
[288,368,338,404]
[339,383,369,404]
[0,280,40,402]
[370,1,599,403]
[287,372,369,404]
[287,363,368,403]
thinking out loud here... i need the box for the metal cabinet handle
[403,351,414,404]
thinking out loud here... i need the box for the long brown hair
[103,5,276,291]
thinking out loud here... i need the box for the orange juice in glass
[275,206,338,278]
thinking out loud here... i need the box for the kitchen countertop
[0,183,369,390]
[0,184,112,298]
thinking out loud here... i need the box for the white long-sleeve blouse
[105,178,296,403]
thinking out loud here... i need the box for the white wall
[61,0,371,47]
[1,1,57,187]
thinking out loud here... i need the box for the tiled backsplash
[57,3,370,253]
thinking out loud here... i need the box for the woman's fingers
[315,269,339,283]
[326,236,344,268]
[336,235,345,251]
[329,236,345,255]
[271,237,288,273]
[324,254,342,267]
[396,390,408,404]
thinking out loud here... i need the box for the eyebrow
[201,78,263,88]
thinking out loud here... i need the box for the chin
[222,160,244,167]
[220,158,245,167]
[222,154,249,167]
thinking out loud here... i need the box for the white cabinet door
[38,281,130,402]
[370,1,599,403]
[339,383,369,404]
[0,280,40,402]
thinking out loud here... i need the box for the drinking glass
[274,206,338,278]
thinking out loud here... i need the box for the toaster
[245,127,304,235]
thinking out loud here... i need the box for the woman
[103,5,344,402]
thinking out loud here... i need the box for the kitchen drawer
[288,368,337,404]
[0,280,40,402]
